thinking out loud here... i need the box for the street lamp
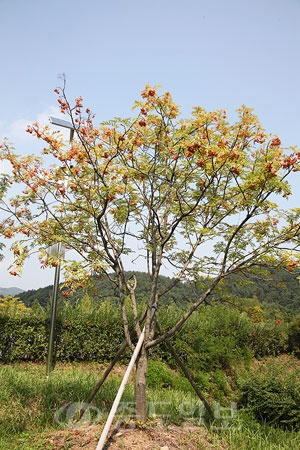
[49,116,76,144]
[46,116,75,377]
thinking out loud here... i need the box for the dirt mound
[44,423,227,449]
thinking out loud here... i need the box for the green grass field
[0,362,299,449]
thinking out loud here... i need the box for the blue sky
[1,0,300,290]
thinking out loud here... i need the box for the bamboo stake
[95,326,146,450]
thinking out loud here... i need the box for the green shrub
[147,359,193,393]
[287,314,300,355]
[247,322,288,357]
[162,305,255,372]
[238,356,300,430]
[209,369,231,403]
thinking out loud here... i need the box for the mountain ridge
[0,287,25,296]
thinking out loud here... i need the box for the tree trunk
[134,344,148,421]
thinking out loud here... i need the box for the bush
[159,305,255,372]
[247,322,288,357]
[238,356,300,430]
[146,359,193,393]
[287,314,300,355]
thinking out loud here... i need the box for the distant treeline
[11,269,300,316]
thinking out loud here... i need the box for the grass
[0,362,118,449]
[218,412,300,450]
[0,361,300,449]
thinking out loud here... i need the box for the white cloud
[0,105,73,155]
[0,105,68,140]
[8,119,31,141]
[0,159,12,175]
[36,105,64,127]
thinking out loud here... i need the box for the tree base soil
[43,423,228,449]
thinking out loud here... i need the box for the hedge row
[0,305,296,365]
[0,315,125,363]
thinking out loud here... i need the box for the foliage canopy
[1,82,300,332]
[1,80,300,419]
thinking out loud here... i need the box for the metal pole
[46,242,62,377]
[95,326,146,450]
[46,120,74,377]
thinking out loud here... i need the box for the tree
[1,79,300,419]
[0,295,29,316]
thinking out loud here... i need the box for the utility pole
[46,116,75,377]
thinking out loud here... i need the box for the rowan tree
[1,80,300,419]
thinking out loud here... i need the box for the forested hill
[10,269,300,315]
[14,272,193,309]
